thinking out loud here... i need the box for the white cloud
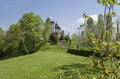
[90,15,98,22]
[77,14,98,24]
[48,16,53,20]
[60,25,75,35]
[61,26,69,33]
[77,17,85,24]
[60,25,80,37]
[62,27,68,31]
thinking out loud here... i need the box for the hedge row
[67,49,93,57]
[67,49,120,59]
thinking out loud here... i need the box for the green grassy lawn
[0,45,92,79]
[70,40,90,51]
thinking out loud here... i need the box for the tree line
[0,12,70,58]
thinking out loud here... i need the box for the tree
[49,31,58,44]
[6,24,22,43]
[0,28,3,41]
[19,12,43,53]
[82,16,95,50]
[18,39,29,55]
[97,14,105,39]
[84,0,120,78]
[43,17,52,41]
[80,1,120,77]
[71,33,77,41]
[64,33,70,42]
[54,23,61,39]
[116,20,120,41]
[0,28,5,57]
[5,24,22,56]
[80,31,85,46]
[97,0,119,42]
[59,30,65,40]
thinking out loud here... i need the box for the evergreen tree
[59,30,65,40]
[49,31,58,44]
[43,17,52,41]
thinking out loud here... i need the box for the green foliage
[79,1,120,79]
[0,28,4,57]
[0,12,45,58]
[59,34,64,40]
[71,33,77,41]
[64,34,70,42]
[40,42,50,51]
[19,12,44,53]
[49,31,58,44]
[60,30,65,40]
[0,24,22,57]
[73,0,120,78]
[43,17,52,41]
[56,68,82,79]
[6,24,22,52]
[6,24,22,43]
[18,39,29,55]
[86,17,94,29]
[67,49,93,57]
[0,28,7,57]
[56,63,103,79]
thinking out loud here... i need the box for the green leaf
[117,3,120,5]
[111,12,117,17]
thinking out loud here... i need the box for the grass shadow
[54,63,87,71]
[0,55,20,61]
[54,63,102,79]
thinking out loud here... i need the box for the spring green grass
[0,45,92,79]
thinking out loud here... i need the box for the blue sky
[0,0,120,34]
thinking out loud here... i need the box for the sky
[0,0,120,35]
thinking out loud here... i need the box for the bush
[59,34,64,40]
[49,32,58,44]
[64,35,70,42]
[40,42,50,51]
[18,40,29,55]
[5,43,20,56]
[0,50,3,58]
[0,40,8,58]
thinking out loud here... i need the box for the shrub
[64,35,70,42]
[67,49,93,57]
[49,32,58,44]
[18,40,29,55]
[40,42,50,51]
[59,34,64,40]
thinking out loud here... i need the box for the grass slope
[0,45,92,79]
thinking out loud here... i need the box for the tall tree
[71,33,77,41]
[83,16,95,50]
[97,14,105,39]
[0,28,3,40]
[60,30,65,40]
[6,24,22,43]
[0,28,5,57]
[43,17,51,41]
[5,24,22,56]
[19,12,43,53]
[116,20,120,41]
[49,31,58,44]
[97,0,119,41]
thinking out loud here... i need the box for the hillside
[0,44,92,79]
